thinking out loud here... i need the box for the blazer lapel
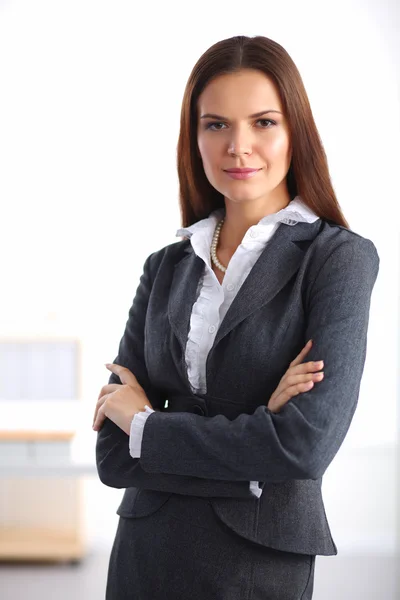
[168,245,205,356]
[168,219,322,364]
[213,219,322,347]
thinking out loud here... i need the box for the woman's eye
[206,122,225,131]
[258,118,276,128]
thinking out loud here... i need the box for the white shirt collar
[175,195,320,242]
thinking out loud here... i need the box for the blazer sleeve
[138,237,380,482]
[95,251,258,498]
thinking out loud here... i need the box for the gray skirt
[105,493,316,599]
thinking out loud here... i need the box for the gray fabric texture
[106,494,316,599]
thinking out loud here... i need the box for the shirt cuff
[250,480,263,498]
[129,405,155,458]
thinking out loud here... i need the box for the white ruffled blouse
[129,195,320,498]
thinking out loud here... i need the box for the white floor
[0,550,398,599]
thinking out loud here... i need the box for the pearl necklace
[210,218,227,273]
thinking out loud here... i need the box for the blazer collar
[168,218,322,359]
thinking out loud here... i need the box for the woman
[93,35,379,599]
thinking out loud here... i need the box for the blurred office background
[0,0,399,598]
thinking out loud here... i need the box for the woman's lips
[224,169,262,180]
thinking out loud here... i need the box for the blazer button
[193,404,205,415]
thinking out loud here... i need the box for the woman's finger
[270,362,319,401]
[289,339,312,367]
[93,404,106,431]
[284,371,324,387]
[281,379,315,402]
[105,363,139,388]
[269,380,315,413]
[93,392,110,427]
[98,383,121,400]
[93,384,121,428]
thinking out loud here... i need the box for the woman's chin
[223,189,267,204]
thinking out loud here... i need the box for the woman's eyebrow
[200,110,282,120]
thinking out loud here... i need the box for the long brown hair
[176,35,350,229]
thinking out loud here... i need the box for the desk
[0,430,96,563]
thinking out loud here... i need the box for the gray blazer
[96,217,379,556]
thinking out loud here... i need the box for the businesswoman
[93,35,379,599]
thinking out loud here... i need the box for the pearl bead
[210,218,227,273]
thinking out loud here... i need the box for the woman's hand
[267,339,324,414]
[92,363,154,435]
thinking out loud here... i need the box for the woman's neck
[219,196,291,250]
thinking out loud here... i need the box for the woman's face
[196,69,292,207]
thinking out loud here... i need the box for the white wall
[0,0,398,565]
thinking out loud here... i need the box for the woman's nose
[227,130,252,156]
[228,148,251,156]
[228,143,252,156]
